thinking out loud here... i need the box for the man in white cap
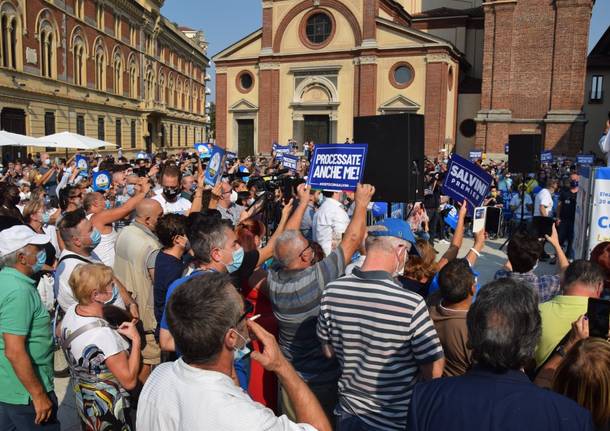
[0,225,59,430]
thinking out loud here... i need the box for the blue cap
[368,218,417,245]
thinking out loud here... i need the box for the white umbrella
[38,132,116,150]
[0,130,59,148]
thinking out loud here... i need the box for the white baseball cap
[0,225,50,256]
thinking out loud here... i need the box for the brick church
[214,0,593,157]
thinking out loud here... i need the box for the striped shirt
[266,246,345,385]
[317,268,444,430]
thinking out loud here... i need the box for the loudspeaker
[508,134,542,173]
[354,113,424,203]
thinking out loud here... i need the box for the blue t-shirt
[160,270,211,331]
[153,252,186,339]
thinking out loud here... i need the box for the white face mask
[230,190,238,204]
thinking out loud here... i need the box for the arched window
[176,79,182,110]
[158,72,165,104]
[74,0,84,20]
[167,74,174,108]
[38,17,57,79]
[128,55,138,98]
[145,66,155,101]
[94,41,106,91]
[184,83,190,112]
[0,2,22,70]
[72,34,87,86]
[113,49,123,95]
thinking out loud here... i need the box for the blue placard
[226,151,237,160]
[504,143,509,155]
[307,144,368,192]
[577,154,594,165]
[195,143,212,158]
[273,143,291,154]
[541,150,553,163]
[136,151,149,160]
[444,205,458,229]
[469,150,483,161]
[204,145,226,186]
[391,203,404,219]
[75,155,88,172]
[92,170,111,192]
[282,154,298,171]
[441,154,493,213]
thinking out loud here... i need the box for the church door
[304,115,330,144]
[237,119,254,157]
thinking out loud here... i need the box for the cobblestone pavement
[54,236,559,429]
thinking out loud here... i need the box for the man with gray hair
[267,182,374,422]
[0,225,59,429]
[407,278,594,430]
[317,218,444,430]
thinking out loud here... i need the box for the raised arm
[546,223,569,273]
[338,184,375,260]
[437,200,468,270]
[188,159,205,215]
[257,199,293,266]
[91,178,150,227]
[285,183,311,231]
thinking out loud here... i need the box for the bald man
[113,199,163,382]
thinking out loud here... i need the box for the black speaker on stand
[508,134,542,174]
[354,113,425,204]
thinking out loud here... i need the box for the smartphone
[472,206,487,233]
[587,298,610,338]
[532,216,554,238]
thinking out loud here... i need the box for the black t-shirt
[558,189,577,221]
[231,249,260,290]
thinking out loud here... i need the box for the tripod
[499,173,529,251]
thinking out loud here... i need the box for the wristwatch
[554,344,567,358]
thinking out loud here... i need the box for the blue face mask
[104,200,112,210]
[31,250,47,273]
[317,194,324,205]
[231,329,251,362]
[41,212,50,224]
[226,247,244,274]
[90,229,102,248]
[98,284,119,305]
[126,184,136,196]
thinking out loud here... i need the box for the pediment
[379,95,421,112]
[229,99,258,113]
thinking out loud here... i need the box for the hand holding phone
[587,298,610,339]
[472,206,487,234]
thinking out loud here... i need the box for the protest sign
[136,152,149,160]
[92,170,111,192]
[469,150,482,161]
[307,144,368,192]
[195,143,212,158]
[541,150,553,163]
[226,151,237,160]
[273,143,291,155]
[76,155,88,171]
[577,154,594,165]
[204,145,226,186]
[282,154,298,171]
[442,154,493,212]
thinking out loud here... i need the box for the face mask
[41,212,50,224]
[225,247,244,273]
[104,200,112,210]
[230,190,238,204]
[31,250,47,273]
[126,184,136,196]
[163,187,180,202]
[230,328,251,362]
[20,191,30,201]
[190,184,197,193]
[44,159,51,166]
[570,180,578,188]
[43,195,51,207]
[97,284,119,305]
[317,194,324,205]
[246,198,255,206]
[90,228,102,248]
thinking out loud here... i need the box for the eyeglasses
[299,240,312,259]
[237,299,254,324]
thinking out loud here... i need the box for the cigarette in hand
[249,314,261,321]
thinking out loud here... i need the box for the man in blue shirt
[407,278,594,431]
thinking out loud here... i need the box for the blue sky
[161,0,610,101]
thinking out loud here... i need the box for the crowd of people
[0,135,610,431]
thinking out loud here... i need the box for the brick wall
[358,63,377,116]
[425,61,448,155]
[216,73,227,147]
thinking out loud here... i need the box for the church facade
[214,0,593,158]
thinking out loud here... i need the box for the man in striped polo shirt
[317,218,445,430]
[267,183,375,424]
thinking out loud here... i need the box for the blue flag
[442,154,493,213]
[204,145,226,187]
[307,144,368,192]
[92,170,111,192]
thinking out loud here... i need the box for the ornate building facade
[0,0,210,160]
[214,0,593,157]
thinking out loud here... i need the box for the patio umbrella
[0,130,59,148]
[37,132,116,150]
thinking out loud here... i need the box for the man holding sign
[441,154,493,212]
[308,144,368,255]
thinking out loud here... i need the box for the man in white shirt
[217,181,246,226]
[55,209,135,314]
[534,179,558,217]
[313,191,350,256]
[152,165,193,215]
[137,272,331,431]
